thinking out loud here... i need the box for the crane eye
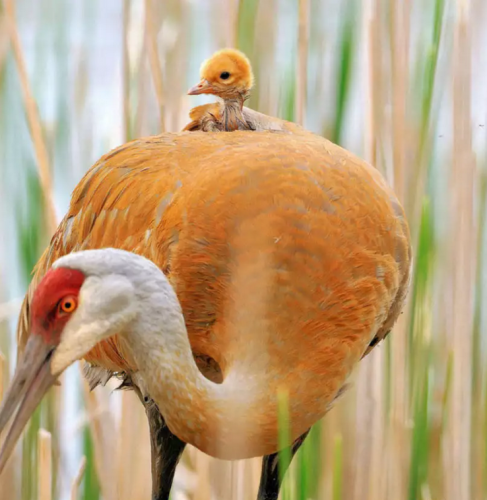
[58,295,78,314]
[220,72,230,80]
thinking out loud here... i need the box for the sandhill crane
[183,49,296,134]
[186,48,254,131]
[0,129,411,499]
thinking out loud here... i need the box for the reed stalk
[144,0,166,133]
[443,4,476,499]
[296,0,309,126]
[122,0,132,142]
[2,0,56,234]
[70,457,86,500]
[37,430,51,500]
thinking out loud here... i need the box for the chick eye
[58,295,78,314]
[220,72,230,80]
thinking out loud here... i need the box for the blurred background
[0,0,485,499]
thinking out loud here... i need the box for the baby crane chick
[185,48,254,132]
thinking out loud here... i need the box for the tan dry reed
[70,456,86,500]
[296,0,309,126]
[37,430,52,500]
[444,4,476,500]
[2,0,57,234]
[144,0,166,133]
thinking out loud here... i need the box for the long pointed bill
[0,335,57,475]
[187,79,214,95]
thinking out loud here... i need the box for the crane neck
[121,271,260,459]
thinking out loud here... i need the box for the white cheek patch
[80,276,135,318]
[51,275,138,375]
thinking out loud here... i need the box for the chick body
[186,49,254,132]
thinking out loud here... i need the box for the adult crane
[0,128,411,499]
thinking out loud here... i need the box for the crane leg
[257,428,310,500]
[144,399,187,500]
[116,373,186,499]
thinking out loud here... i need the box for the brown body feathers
[17,130,411,443]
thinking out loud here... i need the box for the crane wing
[16,137,188,380]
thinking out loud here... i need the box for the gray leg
[129,379,186,500]
[144,399,186,500]
[257,429,310,500]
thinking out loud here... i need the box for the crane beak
[187,79,214,95]
[0,334,58,475]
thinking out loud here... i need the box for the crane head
[187,48,254,101]
[0,250,140,474]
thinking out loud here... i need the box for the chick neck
[218,90,251,131]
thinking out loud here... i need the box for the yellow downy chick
[186,48,254,131]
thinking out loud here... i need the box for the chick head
[188,49,254,100]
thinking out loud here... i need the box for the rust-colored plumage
[185,49,255,132]
[0,128,412,500]
[182,103,303,134]
[15,129,411,455]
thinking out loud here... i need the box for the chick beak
[187,79,214,95]
[0,334,58,475]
